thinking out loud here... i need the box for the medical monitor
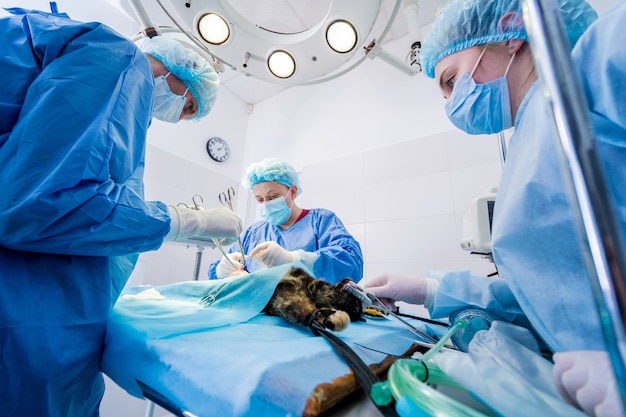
[460,188,497,254]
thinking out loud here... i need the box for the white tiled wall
[127,145,243,287]
[299,129,503,283]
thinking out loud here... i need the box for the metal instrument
[218,187,235,211]
[343,281,439,344]
[217,186,247,266]
[175,193,241,275]
[523,0,626,405]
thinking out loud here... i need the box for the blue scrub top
[209,208,363,284]
[430,5,626,353]
[0,11,170,416]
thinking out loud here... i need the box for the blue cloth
[102,264,424,417]
[429,5,626,353]
[209,208,364,283]
[0,11,170,417]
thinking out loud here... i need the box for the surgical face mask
[259,191,293,226]
[152,72,187,124]
[445,48,515,135]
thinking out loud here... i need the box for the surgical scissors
[217,186,246,266]
[219,187,235,211]
[176,194,204,211]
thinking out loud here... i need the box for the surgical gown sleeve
[208,209,363,283]
[427,270,534,331]
[573,2,626,241]
[0,12,169,257]
[306,209,364,282]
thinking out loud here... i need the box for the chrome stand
[522,0,626,409]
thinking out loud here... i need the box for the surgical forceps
[343,281,439,345]
[217,187,247,267]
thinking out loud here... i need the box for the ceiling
[126,0,444,105]
[1,0,443,105]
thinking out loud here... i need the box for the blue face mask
[445,48,515,135]
[259,192,293,226]
[152,72,187,124]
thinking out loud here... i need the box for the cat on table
[263,267,363,331]
[202,266,363,331]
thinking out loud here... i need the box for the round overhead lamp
[165,0,390,84]
[267,50,296,78]
[326,19,358,53]
[197,13,230,45]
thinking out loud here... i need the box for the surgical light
[267,50,296,79]
[326,20,357,53]
[197,13,230,45]
[128,0,420,85]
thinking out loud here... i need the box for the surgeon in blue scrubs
[208,157,364,284]
[0,10,242,417]
[362,0,626,415]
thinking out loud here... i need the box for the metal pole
[127,0,160,37]
[521,0,626,407]
[144,400,155,417]
[193,245,203,281]
[496,131,507,166]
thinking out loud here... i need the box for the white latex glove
[553,350,625,417]
[360,274,439,308]
[164,205,243,246]
[215,252,244,279]
[249,241,316,269]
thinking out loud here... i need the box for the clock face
[206,137,230,162]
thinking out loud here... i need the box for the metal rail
[521,0,626,408]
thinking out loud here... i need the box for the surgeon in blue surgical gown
[362,0,626,415]
[209,157,364,284]
[0,10,243,417]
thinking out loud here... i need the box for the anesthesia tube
[371,319,493,416]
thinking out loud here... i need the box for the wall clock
[206,136,230,162]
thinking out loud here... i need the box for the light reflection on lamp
[197,13,229,45]
[267,50,296,78]
[326,20,357,53]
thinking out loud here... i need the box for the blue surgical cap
[421,0,597,78]
[242,158,302,196]
[141,36,220,120]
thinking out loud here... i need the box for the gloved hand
[553,350,625,417]
[215,252,244,279]
[360,274,439,307]
[164,205,243,246]
[249,241,310,268]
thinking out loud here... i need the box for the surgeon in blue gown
[362,0,626,415]
[0,10,243,417]
[208,157,364,284]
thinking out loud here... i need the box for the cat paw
[314,308,350,331]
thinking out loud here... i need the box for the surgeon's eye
[184,101,195,114]
[442,76,456,100]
